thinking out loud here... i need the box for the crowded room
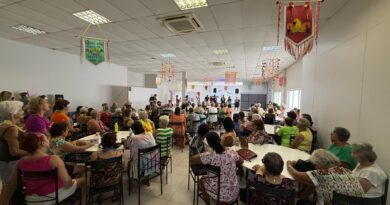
[0,0,389,205]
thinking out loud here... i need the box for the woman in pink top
[190,132,244,204]
[9,133,84,204]
[25,97,51,136]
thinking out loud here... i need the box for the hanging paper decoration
[262,58,280,80]
[276,0,282,45]
[314,0,322,44]
[191,84,195,90]
[224,85,228,91]
[77,23,110,65]
[161,57,175,82]
[284,1,313,60]
[278,75,285,87]
[252,76,264,86]
[224,69,237,85]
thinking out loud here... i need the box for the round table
[233,144,310,179]
[77,131,130,152]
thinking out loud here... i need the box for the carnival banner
[82,37,108,65]
[285,2,313,60]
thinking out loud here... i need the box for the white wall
[282,0,390,188]
[127,70,145,87]
[0,38,128,110]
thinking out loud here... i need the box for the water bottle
[114,122,119,133]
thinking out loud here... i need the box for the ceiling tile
[136,16,174,37]
[220,29,243,45]
[191,7,218,31]
[199,31,224,46]
[106,0,153,18]
[242,0,274,27]
[139,0,180,15]
[43,0,86,13]
[162,36,190,49]
[210,1,242,30]
[116,19,158,39]
[180,32,207,47]
[100,23,140,41]
[74,0,130,21]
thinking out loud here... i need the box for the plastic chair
[18,168,81,205]
[85,156,124,205]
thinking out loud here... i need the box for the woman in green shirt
[276,117,299,147]
[327,127,357,170]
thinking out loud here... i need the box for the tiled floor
[106,145,245,205]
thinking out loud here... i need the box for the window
[287,89,301,109]
[273,91,282,105]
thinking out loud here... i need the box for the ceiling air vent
[208,62,226,67]
[159,13,203,34]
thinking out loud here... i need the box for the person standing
[234,97,240,111]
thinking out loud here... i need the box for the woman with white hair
[291,118,313,153]
[351,143,387,198]
[287,149,364,205]
[156,116,173,158]
[0,100,28,204]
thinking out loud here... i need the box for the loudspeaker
[54,94,64,100]
[213,88,217,93]
[235,88,239,94]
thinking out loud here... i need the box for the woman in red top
[51,99,78,134]
[100,103,111,127]
[9,132,84,203]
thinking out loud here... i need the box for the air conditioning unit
[159,13,203,34]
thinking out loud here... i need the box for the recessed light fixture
[262,46,281,52]
[161,53,175,58]
[213,49,229,55]
[11,25,46,35]
[72,10,111,25]
[174,0,208,10]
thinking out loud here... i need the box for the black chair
[127,144,163,205]
[332,176,389,205]
[289,135,296,145]
[156,133,173,184]
[197,165,239,205]
[246,170,295,205]
[18,168,82,205]
[85,156,124,205]
[188,147,207,205]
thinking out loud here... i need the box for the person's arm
[4,127,27,157]
[190,154,203,165]
[61,141,94,153]
[358,178,373,193]
[291,134,304,148]
[286,161,313,185]
[89,152,98,161]
[49,155,73,187]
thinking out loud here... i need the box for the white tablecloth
[233,144,310,179]
[77,131,130,152]
[264,124,276,135]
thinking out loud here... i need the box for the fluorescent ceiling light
[213,49,228,55]
[262,46,281,52]
[11,25,46,35]
[161,53,175,58]
[174,0,208,10]
[73,10,111,25]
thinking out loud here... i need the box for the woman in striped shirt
[156,115,173,158]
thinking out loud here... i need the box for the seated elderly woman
[87,110,108,135]
[156,116,173,158]
[127,121,156,179]
[221,117,237,147]
[290,118,313,153]
[170,107,187,149]
[287,149,364,205]
[190,132,244,204]
[76,107,91,124]
[263,108,276,125]
[139,110,155,136]
[251,152,294,205]
[12,133,84,204]
[327,127,356,170]
[248,119,269,145]
[0,101,27,204]
[351,143,387,198]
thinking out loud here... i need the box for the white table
[77,131,130,152]
[234,144,310,179]
[275,116,284,122]
[264,124,276,135]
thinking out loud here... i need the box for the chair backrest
[80,123,88,137]
[138,144,161,178]
[18,168,59,204]
[247,171,295,205]
[86,156,123,189]
[289,135,295,145]
[332,191,382,205]
[382,175,389,205]
[202,165,221,202]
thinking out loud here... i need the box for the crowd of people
[0,90,387,205]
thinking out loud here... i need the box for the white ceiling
[0,0,349,80]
